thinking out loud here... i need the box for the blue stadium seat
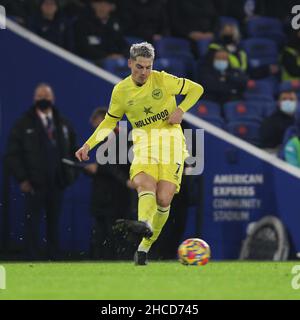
[190,100,222,118]
[101,58,130,78]
[237,99,276,118]
[154,58,187,77]
[154,37,195,78]
[223,101,263,122]
[259,100,277,117]
[154,37,193,59]
[243,83,276,116]
[188,100,224,128]
[219,16,240,28]
[258,77,279,96]
[244,93,275,104]
[125,36,145,46]
[241,38,278,69]
[226,120,262,146]
[279,80,300,95]
[196,39,212,58]
[245,79,275,97]
[203,117,225,129]
[247,17,285,46]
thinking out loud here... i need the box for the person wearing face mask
[207,23,247,72]
[281,30,300,81]
[5,83,78,260]
[212,20,280,81]
[260,91,298,149]
[199,49,248,107]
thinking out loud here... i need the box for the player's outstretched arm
[75,143,90,162]
[75,113,119,162]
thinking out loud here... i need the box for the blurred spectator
[117,0,169,42]
[219,0,258,24]
[0,0,36,25]
[248,61,280,81]
[28,0,72,49]
[5,83,78,260]
[169,0,217,41]
[84,108,136,260]
[60,0,87,18]
[284,114,300,168]
[281,30,300,81]
[207,23,247,72]
[74,0,128,64]
[199,49,248,107]
[260,90,298,149]
[217,0,296,24]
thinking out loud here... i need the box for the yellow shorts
[130,134,189,193]
[130,158,185,193]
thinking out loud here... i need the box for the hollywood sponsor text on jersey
[134,109,169,128]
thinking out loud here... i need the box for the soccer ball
[178,238,211,266]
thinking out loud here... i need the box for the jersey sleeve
[162,71,204,112]
[107,85,125,119]
[162,71,188,96]
[85,86,125,150]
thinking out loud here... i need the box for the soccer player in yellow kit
[76,42,203,265]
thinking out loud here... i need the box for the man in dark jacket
[28,0,71,49]
[74,0,128,64]
[84,107,136,259]
[5,83,77,260]
[117,0,169,42]
[260,90,298,149]
[0,0,36,26]
[169,0,217,41]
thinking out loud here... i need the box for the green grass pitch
[0,261,300,300]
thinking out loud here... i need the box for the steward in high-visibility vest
[281,47,300,81]
[281,30,300,81]
[208,42,247,71]
[206,23,247,72]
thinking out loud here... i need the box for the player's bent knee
[156,193,172,207]
[156,182,176,207]
[133,173,157,193]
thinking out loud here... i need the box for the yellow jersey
[85,71,204,160]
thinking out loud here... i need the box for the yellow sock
[138,191,157,228]
[138,205,170,253]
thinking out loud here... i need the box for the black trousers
[24,186,63,260]
[90,214,136,261]
[90,215,115,260]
